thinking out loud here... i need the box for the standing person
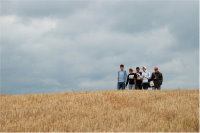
[117,64,127,90]
[151,67,163,90]
[126,68,136,89]
[135,67,143,90]
[142,66,151,90]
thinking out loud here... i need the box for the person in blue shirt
[117,64,127,90]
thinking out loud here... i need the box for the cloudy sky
[0,0,199,94]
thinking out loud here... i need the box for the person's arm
[151,72,155,80]
[124,71,127,81]
[117,71,119,82]
[160,73,163,84]
[147,72,151,79]
[139,72,143,79]
[134,74,136,84]
[142,72,144,79]
[141,72,143,83]
[148,72,152,81]
[126,75,129,86]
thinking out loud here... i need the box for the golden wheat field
[0,90,199,132]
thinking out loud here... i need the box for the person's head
[154,67,159,72]
[142,66,146,72]
[129,68,133,74]
[120,64,124,71]
[136,67,140,72]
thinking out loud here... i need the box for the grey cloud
[1,0,91,18]
[0,0,199,94]
[89,1,199,52]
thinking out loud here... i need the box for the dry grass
[0,90,199,132]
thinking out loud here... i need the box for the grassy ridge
[0,90,199,132]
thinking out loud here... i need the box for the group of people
[117,64,163,90]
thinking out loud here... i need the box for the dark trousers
[143,83,149,90]
[118,82,125,90]
[152,86,161,90]
[135,83,142,90]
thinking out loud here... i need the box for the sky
[0,0,199,94]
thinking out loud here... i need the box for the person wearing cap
[117,64,127,90]
[135,67,143,90]
[142,66,151,90]
[151,67,163,90]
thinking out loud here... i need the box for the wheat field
[0,90,199,132]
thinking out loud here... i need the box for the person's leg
[146,83,149,90]
[154,84,161,90]
[142,83,146,90]
[157,86,161,90]
[118,82,122,90]
[128,84,132,90]
[135,84,138,90]
[117,82,120,90]
[152,87,156,90]
[130,84,134,90]
[143,83,148,90]
[122,82,126,90]
[131,84,135,90]
[139,84,142,90]
[120,82,123,90]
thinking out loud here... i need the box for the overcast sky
[0,0,199,94]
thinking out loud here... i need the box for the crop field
[0,90,199,132]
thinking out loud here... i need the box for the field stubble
[0,90,199,132]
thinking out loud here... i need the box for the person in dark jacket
[126,68,136,89]
[135,67,143,90]
[151,67,163,90]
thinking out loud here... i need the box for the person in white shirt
[142,66,151,90]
